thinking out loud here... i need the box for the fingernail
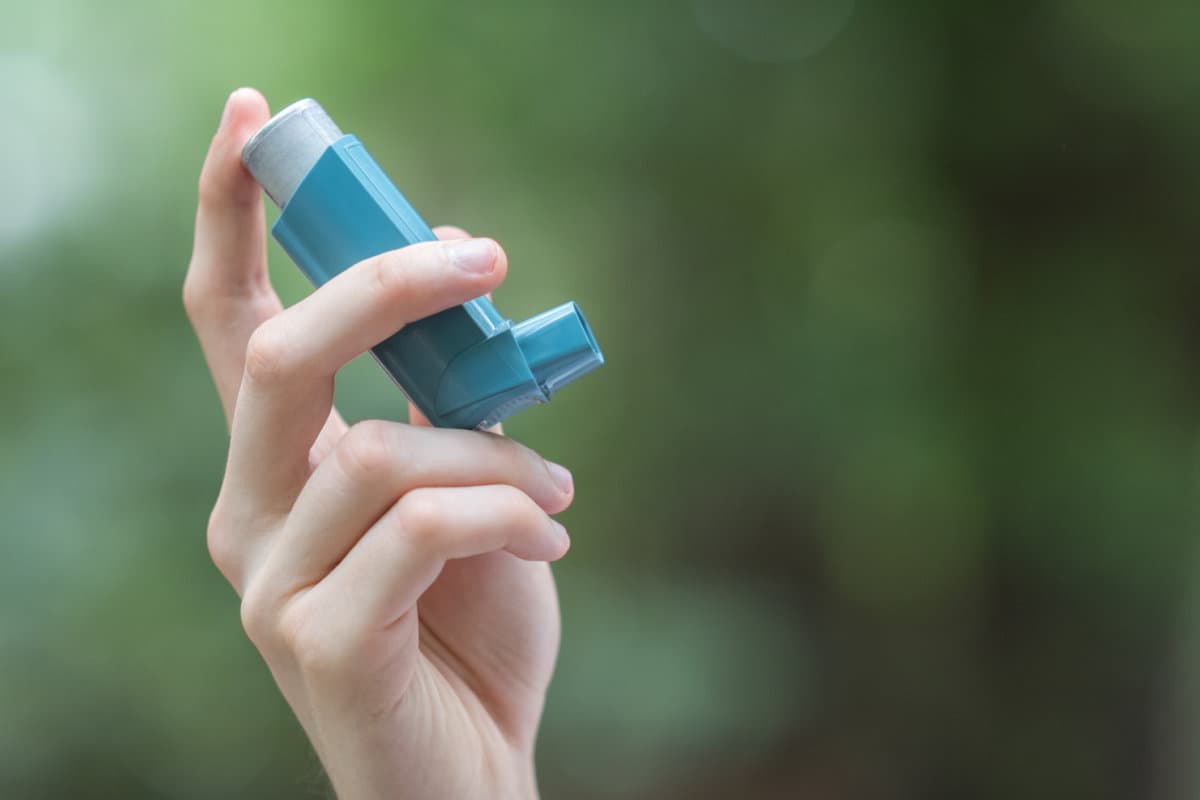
[219,90,237,129]
[448,239,497,274]
[546,461,574,495]
[551,520,571,549]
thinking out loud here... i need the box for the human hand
[183,88,572,800]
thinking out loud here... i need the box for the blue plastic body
[272,135,603,429]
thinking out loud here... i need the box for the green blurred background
[3,0,1200,797]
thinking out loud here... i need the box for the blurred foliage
[3,0,1200,798]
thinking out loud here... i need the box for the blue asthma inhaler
[241,99,604,429]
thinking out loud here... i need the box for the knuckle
[366,250,413,298]
[479,429,520,462]
[238,584,276,648]
[336,420,397,481]
[395,489,446,544]
[277,601,313,658]
[205,502,238,578]
[280,603,352,678]
[522,445,552,482]
[295,636,350,679]
[366,241,452,297]
[493,485,542,526]
[243,320,293,384]
[181,275,207,321]
[474,432,549,492]
[493,433,549,484]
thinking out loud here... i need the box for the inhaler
[241,99,604,429]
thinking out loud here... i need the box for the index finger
[224,237,509,513]
[183,88,279,423]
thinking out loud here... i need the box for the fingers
[312,485,570,631]
[191,88,272,289]
[184,88,279,423]
[408,225,472,428]
[257,421,573,592]
[223,238,509,513]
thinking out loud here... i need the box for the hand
[183,88,573,800]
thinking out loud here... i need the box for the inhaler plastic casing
[242,99,603,429]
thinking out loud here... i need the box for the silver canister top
[242,98,343,208]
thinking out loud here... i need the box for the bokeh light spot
[0,54,101,251]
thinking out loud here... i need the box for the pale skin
[183,88,571,799]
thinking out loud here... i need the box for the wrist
[515,753,540,800]
[318,740,541,800]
